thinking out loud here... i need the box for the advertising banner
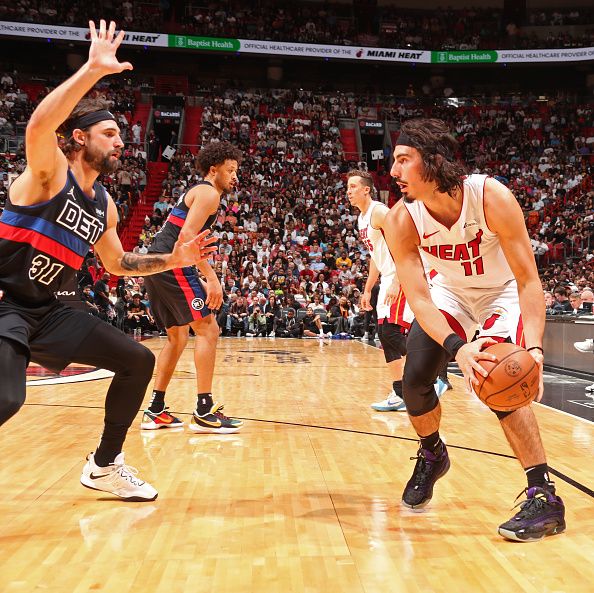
[432,47,594,64]
[1,21,592,64]
[0,20,168,46]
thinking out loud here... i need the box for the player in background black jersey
[142,142,244,433]
[0,20,216,501]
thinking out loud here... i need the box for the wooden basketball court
[1,337,593,593]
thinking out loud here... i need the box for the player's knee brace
[377,323,407,363]
[402,359,439,417]
[403,383,439,416]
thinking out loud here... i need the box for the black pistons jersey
[0,169,108,306]
[149,181,218,254]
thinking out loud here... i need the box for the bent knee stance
[402,321,447,417]
[128,343,155,381]
[0,339,28,425]
[403,367,439,416]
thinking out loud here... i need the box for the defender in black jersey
[142,141,245,434]
[0,20,216,502]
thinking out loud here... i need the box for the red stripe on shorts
[440,309,467,341]
[173,268,204,320]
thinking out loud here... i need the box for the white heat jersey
[404,174,514,291]
[358,200,412,326]
[357,200,396,279]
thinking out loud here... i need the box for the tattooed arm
[93,198,216,276]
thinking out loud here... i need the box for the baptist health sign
[433,48,594,64]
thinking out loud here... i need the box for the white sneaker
[80,452,158,501]
[370,390,407,412]
[574,339,594,353]
[585,382,594,392]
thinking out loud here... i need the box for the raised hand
[87,20,133,76]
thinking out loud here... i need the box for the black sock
[420,431,444,456]
[94,423,129,467]
[148,390,166,413]
[393,380,403,397]
[525,463,552,490]
[196,392,214,415]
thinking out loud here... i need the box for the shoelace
[509,488,549,519]
[409,452,433,488]
[212,403,232,420]
[112,461,144,486]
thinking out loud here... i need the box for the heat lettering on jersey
[56,198,104,244]
[422,229,484,276]
[358,227,374,252]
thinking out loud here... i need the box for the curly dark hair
[398,118,466,197]
[196,141,242,176]
[58,95,111,159]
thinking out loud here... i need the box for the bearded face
[83,140,121,174]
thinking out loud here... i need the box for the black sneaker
[402,446,450,509]
[189,402,243,434]
[498,485,566,542]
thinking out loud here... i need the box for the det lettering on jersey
[57,198,104,244]
[422,229,485,276]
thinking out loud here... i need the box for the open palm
[87,20,133,76]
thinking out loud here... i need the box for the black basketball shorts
[144,266,211,329]
[0,298,103,373]
[377,321,407,363]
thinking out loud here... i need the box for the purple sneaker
[498,485,566,542]
[402,446,450,509]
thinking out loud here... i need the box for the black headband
[395,130,414,147]
[65,110,116,136]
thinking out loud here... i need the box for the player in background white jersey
[347,169,450,413]
[382,118,564,542]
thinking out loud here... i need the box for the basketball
[473,343,540,411]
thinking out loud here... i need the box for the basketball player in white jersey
[347,169,450,412]
[382,118,565,541]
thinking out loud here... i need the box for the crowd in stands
[102,87,592,338]
[2,1,594,51]
[1,0,162,34]
[1,75,592,337]
[0,70,143,226]
[377,7,594,51]
[0,71,36,139]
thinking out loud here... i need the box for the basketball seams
[484,358,537,398]
[476,348,523,398]
[475,343,538,411]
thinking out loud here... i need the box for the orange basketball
[473,343,539,412]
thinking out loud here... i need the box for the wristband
[527,346,544,354]
[443,333,466,358]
